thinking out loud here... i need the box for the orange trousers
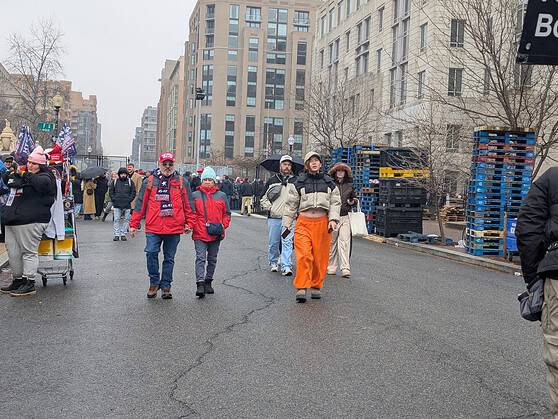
[293,216,332,290]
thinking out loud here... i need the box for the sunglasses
[162,162,174,167]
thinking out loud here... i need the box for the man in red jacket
[130,152,193,299]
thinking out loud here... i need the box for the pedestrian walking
[240,177,254,215]
[327,163,357,278]
[129,152,193,300]
[70,166,83,218]
[219,175,234,205]
[127,163,143,211]
[283,151,341,303]
[0,146,56,296]
[516,167,558,415]
[260,155,296,276]
[190,167,203,191]
[109,167,136,241]
[187,167,231,298]
[94,174,108,219]
[82,179,96,220]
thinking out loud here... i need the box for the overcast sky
[0,0,196,155]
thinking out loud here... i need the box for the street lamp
[87,145,92,167]
[52,94,64,142]
[195,87,205,168]
[288,136,295,155]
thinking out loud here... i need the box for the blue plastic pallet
[465,247,504,256]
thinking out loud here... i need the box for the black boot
[0,277,25,294]
[204,281,214,294]
[196,282,205,298]
[9,278,36,297]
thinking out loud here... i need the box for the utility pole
[195,87,205,168]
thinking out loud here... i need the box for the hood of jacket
[328,163,353,182]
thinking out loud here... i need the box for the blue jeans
[267,218,295,271]
[113,208,131,236]
[144,233,181,289]
[74,203,82,216]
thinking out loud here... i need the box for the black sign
[195,87,205,101]
[517,0,558,65]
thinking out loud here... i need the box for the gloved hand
[518,277,544,322]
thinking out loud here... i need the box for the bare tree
[425,0,558,177]
[4,19,64,143]
[304,74,377,155]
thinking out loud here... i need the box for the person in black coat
[94,174,109,218]
[70,167,83,217]
[516,166,558,413]
[219,176,234,204]
[109,167,136,241]
[240,179,254,215]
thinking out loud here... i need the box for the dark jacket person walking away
[516,166,558,415]
[109,167,136,241]
[187,167,231,298]
[129,152,193,300]
[0,146,56,296]
[94,174,109,219]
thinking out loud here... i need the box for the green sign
[37,122,55,132]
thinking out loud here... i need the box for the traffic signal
[195,88,206,100]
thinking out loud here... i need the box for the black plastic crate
[380,148,427,169]
[376,219,423,237]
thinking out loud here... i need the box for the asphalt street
[0,213,551,418]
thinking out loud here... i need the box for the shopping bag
[348,203,368,237]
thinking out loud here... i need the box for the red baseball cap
[159,152,175,162]
[196,167,204,173]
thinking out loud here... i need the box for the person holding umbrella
[283,151,341,303]
[260,155,297,275]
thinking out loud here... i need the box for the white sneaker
[327,270,336,275]
[270,263,279,272]
[295,289,307,303]
[281,267,293,276]
[310,288,322,299]
[341,269,351,278]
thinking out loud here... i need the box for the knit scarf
[154,168,174,217]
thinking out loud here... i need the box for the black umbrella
[81,166,107,179]
[259,154,304,175]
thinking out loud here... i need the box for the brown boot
[161,288,173,299]
[147,285,159,299]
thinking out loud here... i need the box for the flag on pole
[56,123,77,158]
[14,126,35,165]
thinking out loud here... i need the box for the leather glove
[518,277,544,322]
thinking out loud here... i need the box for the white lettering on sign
[535,13,554,36]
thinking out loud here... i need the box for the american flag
[14,126,35,165]
[57,123,77,158]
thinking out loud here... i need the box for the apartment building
[180,0,320,165]
[131,106,158,167]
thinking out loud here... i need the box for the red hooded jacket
[187,185,231,242]
[130,173,193,235]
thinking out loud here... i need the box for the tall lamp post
[87,145,92,167]
[195,87,205,168]
[51,94,64,143]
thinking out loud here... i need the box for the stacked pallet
[440,205,465,222]
[465,127,535,256]
[352,148,380,233]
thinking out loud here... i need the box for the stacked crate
[465,127,535,256]
[352,148,381,233]
[376,149,428,237]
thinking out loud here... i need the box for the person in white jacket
[260,155,296,276]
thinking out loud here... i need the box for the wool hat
[117,167,128,175]
[201,167,217,182]
[27,146,47,165]
[304,151,322,164]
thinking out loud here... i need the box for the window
[384,132,392,145]
[446,124,461,152]
[391,26,398,66]
[206,4,215,19]
[293,120,304,155]
[394,131,403,147]
[202,64,213,105]
[345,31,351,50]
[356,52,369,75]
[249,38,259,62]
[321,15,326,37]
[229,5,239,33]
[245,116,255,157]
[417,70,425,99]
[401,18,409,61]
[420,23,427,52]
[206,19,215,34]
[346,0,352,17]
[226,65,236,106]
[246,6,262,27]
[265,68,285,110]
[334,38,340,62]
[400,63,407,104]
[205,35,214,48]
[338,1,344,24]
[389,68,397,107]
[225,115,235,159]
[376,48,382,73]
[203,49,214,60]
[329,8,335,31]
[264,117,284,154]
[393,0,400,22]
[297,41,307,65]
[450,19,465,47]
[320,50,324,68]
[295,10,310,31]
[296,69,305,110]
[200,113,212,159]
[448,68,463,96]
[483,68,490,95]
[378,6,384,31]
[514,64,533,89]
[247,66,257,107]
[267,9,288,65]
[228,50,238,61]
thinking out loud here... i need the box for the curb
[363,235,521,275]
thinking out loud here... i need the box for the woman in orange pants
[283,151,341,303]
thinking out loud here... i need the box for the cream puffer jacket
[282,172,341,228]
